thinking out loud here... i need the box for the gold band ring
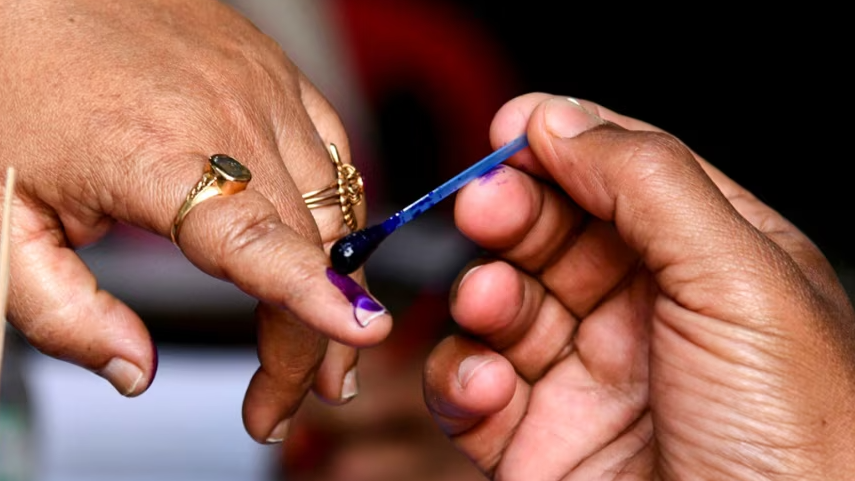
[302,144,364,232]
[171,154,252,246]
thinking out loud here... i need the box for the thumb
[526,97,801,321]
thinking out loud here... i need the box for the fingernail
[545,97,604,139]
[458,265,483,290]
[266,419,290,444]
[566,97,591,113]
[100,357,144,397]
[341,367,359,401]
[458,355,495,389]
[326,268,388,327]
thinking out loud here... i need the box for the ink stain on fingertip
[478,165,505,185]
[326,268,387,327]
[150,339,159,386]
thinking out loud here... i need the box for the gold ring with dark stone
[171,154,252,246]
[301,144,364,232]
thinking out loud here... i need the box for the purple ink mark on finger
[326,268,387,327]
[478,165,505,185]
[150,338,159,386]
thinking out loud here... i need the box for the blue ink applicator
[330,134,529,274]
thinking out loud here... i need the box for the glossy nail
[545,97,604,139]
[458,265,483,290]
[326,268,387,327]
[100,357,144,397]
[267,419,290,444]
[458,355,495,389]
[341,367,359,401]
[566,97,592,113]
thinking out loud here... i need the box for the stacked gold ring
[302,144,364,232]
[171,145,362,249]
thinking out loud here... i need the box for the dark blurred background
[2,1,849,481]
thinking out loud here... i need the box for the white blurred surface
[25,347,277,481]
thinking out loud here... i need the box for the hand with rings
[0,0,388,444]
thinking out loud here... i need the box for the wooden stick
[0,166,17,393]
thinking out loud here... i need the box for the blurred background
[1,1,850,480]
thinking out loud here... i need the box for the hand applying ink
[423,94,855,479]
[330,135,529,274]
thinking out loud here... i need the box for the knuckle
[624,131,694,178]
[256,324,326,388]
[269,253,318,307]
[282,256,317,294]
[217,206,282,261]
[87,101,200,215]
[59,172,111,226]
[615,131,700,201]
[90,94,188,160]
[262,353,319,392]
[211,203,317,305]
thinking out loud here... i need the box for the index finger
[172,150,391,345]
[490,93,740,198]
[490,93,833,289]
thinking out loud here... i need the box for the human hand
[0,0,391,443]
[423,93,855,479]
[280,343,487,481]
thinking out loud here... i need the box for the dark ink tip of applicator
[330,223,391,274]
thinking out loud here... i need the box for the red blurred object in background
[331,0,519,203]
[278,1,518,479]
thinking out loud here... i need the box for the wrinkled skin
[0,0,390,443]
[424,93,855,480]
